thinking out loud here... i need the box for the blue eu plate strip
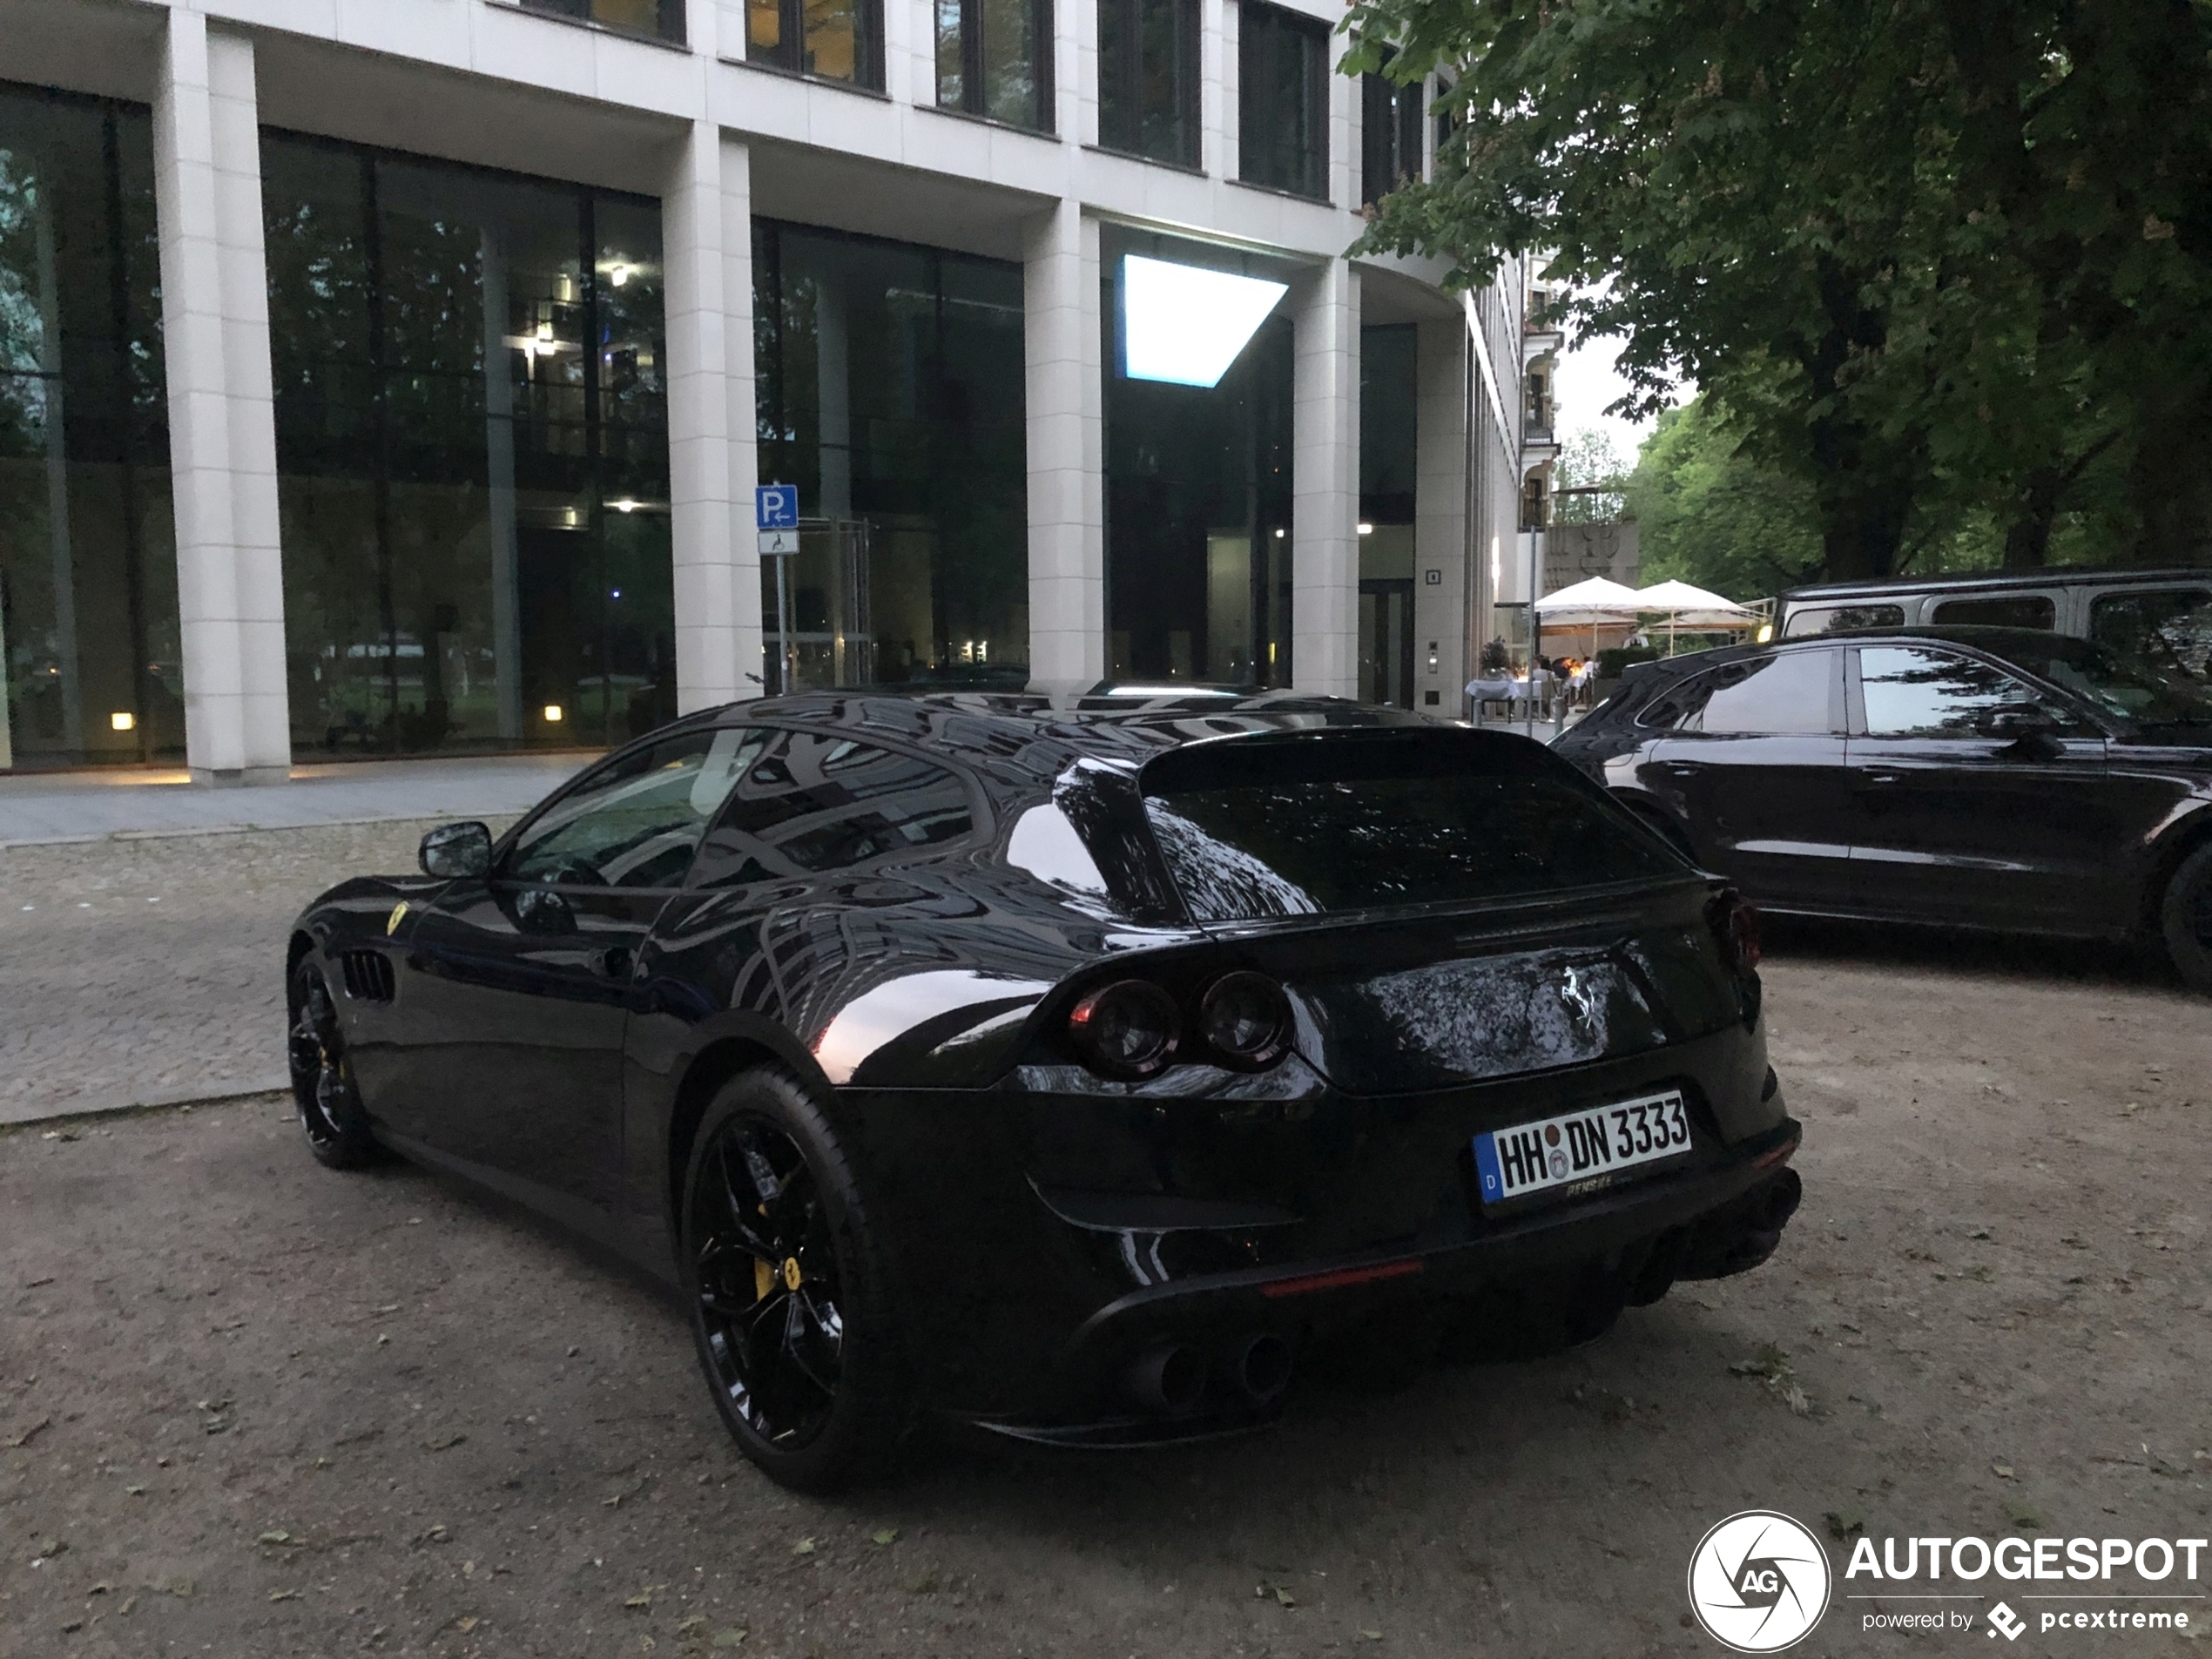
[1473,1132,1504,1204]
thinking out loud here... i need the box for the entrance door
[763,517,873,691]
[1359,579,1415,708]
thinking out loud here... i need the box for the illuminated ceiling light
[1121,255,1288,388]
[610,498,639,514]
[1273,528,1286,539]
[543,704,564,724]
[1357,523,1374,536]
[110,711,136,732]
[608,262,631,288]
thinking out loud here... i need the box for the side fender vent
[337,948,395,1004]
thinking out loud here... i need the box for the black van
[1775,567,2212,676]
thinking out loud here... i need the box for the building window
[1104,230,1296,689]
[1097,0,1199,167]
[0,85,180,771]
[1360,57,1422,208]
[263,135,673,757]
[748,0,883,88]
[1240,3,1330,199]
[752,220,1029,691]
[519,0,687,44]
[937,0,1054,131]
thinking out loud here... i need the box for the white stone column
[1291,258,1358,698]
[661,121,761,711]
[154,13,288,786]
[1023,199,1104,690]
[1413,314,1468,716]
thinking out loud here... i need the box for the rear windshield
[1140,731,1680,922]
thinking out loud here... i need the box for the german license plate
[1473,1089,1692,1205]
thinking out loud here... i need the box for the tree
[1344,0,2212,579]
[1548,428,1629,524]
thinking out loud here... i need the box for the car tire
[2160,842,2212,995]
[286,960,382,1170]
[680,1066,913,1494]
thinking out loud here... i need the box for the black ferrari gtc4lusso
[286,690,1803,1490]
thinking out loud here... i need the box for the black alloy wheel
[2161,842,2212,995]
[681,1068,910,1492]
[286,961,381,1170]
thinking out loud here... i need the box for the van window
[2091,590,2212,680]
[1931,595,2055,630]
[1782,604,1903,638]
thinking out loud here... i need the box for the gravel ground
[3,836,2211,1657]
[0,823,512,1123]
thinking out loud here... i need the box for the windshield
[1140,731,1680,923]
[1986,631,2212,729]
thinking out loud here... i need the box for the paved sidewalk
[0,751,596,846]
[0,817,527,1125]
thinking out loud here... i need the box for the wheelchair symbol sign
[755,483,799,529]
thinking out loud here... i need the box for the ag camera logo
[1688,1510,1833,1652]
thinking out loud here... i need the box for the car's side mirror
[1973,702,2058,741]
[419,820,493,879]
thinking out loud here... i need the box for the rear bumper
[962,1119,1801,1444]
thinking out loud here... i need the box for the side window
[506,727,761,889]
[1643,650,1837,735]
[1782,603,1904,639]
[1858,647,2050,738]
[692,732,976,887]
[1930,594,2055,630]
[2091,590,2212,679]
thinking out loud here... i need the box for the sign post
[756,485,799,693]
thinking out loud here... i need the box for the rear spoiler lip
[1170,872,1715,950]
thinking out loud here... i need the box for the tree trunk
[1819,488,1912,581]
[2002,467,2063,569]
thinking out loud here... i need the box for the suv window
[1931,594,2055,630]
[1639,649,1837,735]
[1858,646,2055,738]
[507,727,760,888]
[691,732,974,886]
[1783,603,1904,638]
[2091,590,2212,679]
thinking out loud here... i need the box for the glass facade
[749,0,885,88]
[937,0,1054,130]
[519,0,686,42]
[0,84,179,772]
[1104,232,1294,687]
[263,135,672,756]
[1097,0,1200,167]
[752,219,1028,691]
[1360,57,1423,209]
[1239,3,1330,199]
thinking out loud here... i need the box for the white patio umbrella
[1635,579,1753,653]
[1535,576,1644,658]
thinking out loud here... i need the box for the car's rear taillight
[1198,972,1291,1070]
[1067,980,1181,1079]
[1707,887,1762,974]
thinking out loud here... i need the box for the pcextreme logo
[1687,1510,1834,1652]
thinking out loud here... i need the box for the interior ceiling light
[1121,254,1288,388]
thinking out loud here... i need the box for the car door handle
[1659,762,1703,778]
[1858,770,1905,786]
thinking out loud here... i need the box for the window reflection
[519,0,687,42]
[937,0,1054,130]
[749,0,884,87]
[1104,232,1294,687]
[1858,647,2040,738]
[752,220,1028,690]
[265,137,672,757]
[0,87,179,771]
[1097,0,1198,165]
[1239,3,1330,199]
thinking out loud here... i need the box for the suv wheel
[2161,842,2212,995]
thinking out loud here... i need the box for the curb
[2,812,526,852]
[0,1079,292,1133]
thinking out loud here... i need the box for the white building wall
[1291,259,1358,698]
[3,0,1533,775]
[152,12,289,784]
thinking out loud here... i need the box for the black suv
[1554,626,2212,991]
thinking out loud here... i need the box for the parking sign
[756,483,799,529]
